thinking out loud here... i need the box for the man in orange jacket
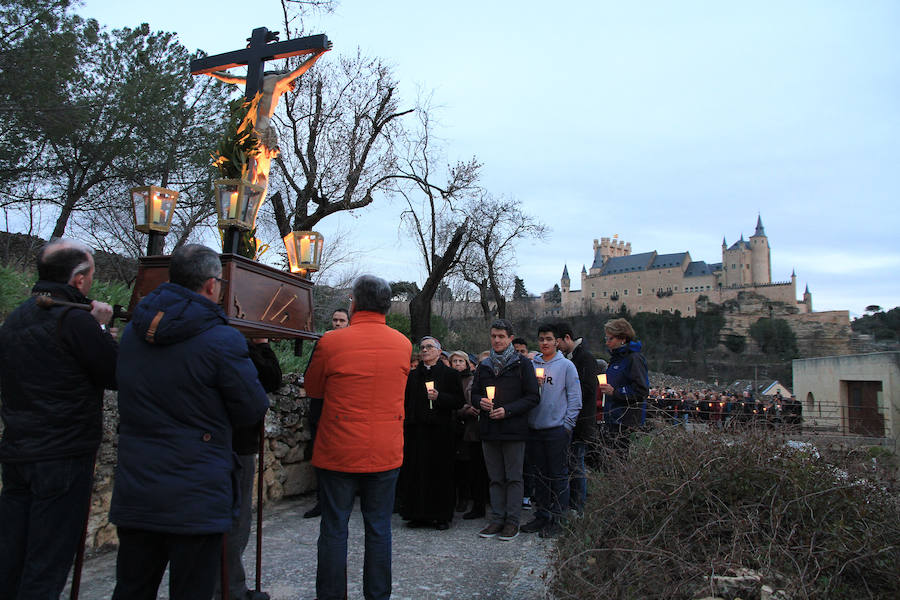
[304,274,412,600]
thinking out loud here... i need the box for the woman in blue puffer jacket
[598,318,648,451]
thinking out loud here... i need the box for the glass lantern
[214,179,266,230]
[283,231,324,275]
[131,186,179,234]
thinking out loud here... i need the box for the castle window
[624,289,628,295]
[674,286,678,291]
[732,264,736,269]
[603,291,607,297]
[637,288,642,295]
[591,292,595,298]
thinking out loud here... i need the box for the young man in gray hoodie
[520,324,582,537]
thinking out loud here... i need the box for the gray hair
[37,238,93,284]
[169,244,222,292]
[420,336,441,350]
[351,274,392,314]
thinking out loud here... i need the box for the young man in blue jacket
[110,244,269,600]
[520,324,581,537]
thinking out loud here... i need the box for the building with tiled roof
[558,216,812,317]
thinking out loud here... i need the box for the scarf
[489,343,519,376]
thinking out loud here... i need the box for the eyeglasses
[214,276,228,285]
[421,344,437,351]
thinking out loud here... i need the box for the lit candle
[151,193,162,224]
[300,236,311,263]
[229,191,239,219]
[597,374,607,385]
[425,380,434,409]
[535,367,544,378]
[485,386,495,401]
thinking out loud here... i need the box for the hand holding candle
[425,380,436,408]
[597,373,613,395]
[480,385,496,412]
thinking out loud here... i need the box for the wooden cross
[190,27,330,101]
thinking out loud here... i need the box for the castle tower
[561,264,570,293]
[803,284,812,312]
[749,214,771,284]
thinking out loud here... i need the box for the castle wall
[750,234,771,284]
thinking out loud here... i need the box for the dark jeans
[112,527,222,600]
[526,426,570,521]
[567,440,587,513]
[216,453,257,599]
[316,467,399,600]
[0,455,95,600]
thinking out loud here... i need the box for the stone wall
[1,374,316,553]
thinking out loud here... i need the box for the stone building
[793,352,899,444]
[559,216,813,317]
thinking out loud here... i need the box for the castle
[558,216,813,317]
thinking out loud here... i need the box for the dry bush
[553,428,900,600]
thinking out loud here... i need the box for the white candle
[597,374,607,385]
[485,386,495,401]
[425,381,434,391]
[299,236,311,263]
[535,367,544,378]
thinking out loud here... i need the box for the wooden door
[846,381,884,437]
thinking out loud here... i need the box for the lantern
[131,185,179,256]
[283,231,324,275]
[213,179,266,230]
[131,186,178,234]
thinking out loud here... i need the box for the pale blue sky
[78,0,900,316]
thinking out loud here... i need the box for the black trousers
[112,527,223,600]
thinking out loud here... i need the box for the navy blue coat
[603,341,649,428]
[110,282,269,535]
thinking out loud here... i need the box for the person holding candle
[597,318,649,456]
[398,337,465,530]
[520,324,581,537]
[471,319,540,541]
[449,350,489,519]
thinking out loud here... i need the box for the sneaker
[522,496,532,510]
[303,504,321,518]
[520,517,550,534]
[498,522,519,541]
[478,522,503,538]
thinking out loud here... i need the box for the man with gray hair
[109,244,269,600]
[0,238,118,598]
[304,274,412,600]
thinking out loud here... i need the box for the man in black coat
[0,239,118,599]
[554,321,599,515]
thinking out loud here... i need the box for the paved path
[70,495,556,600]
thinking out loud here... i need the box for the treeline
[851,306,900,341]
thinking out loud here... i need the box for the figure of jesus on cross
[192,28,332,152]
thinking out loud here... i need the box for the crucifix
[191,27,330,254]
[191,27,330,104]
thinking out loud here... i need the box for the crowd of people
[645,388,803,429]
[0,238,660,600]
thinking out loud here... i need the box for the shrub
[553,429,900,599]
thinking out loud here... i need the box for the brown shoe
[478,523,503,538]
[498,522,519,541]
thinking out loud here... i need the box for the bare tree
[397,107,481,340]
[462,194,547,319]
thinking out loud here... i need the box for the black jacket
[568,341,600,441]
[233,341,283,455]
[0,281,117,462]
[470,353,540,441]
[404,361,465,426]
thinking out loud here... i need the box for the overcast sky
[77,0,900,317]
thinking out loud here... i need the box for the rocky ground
[67,494,556,600]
